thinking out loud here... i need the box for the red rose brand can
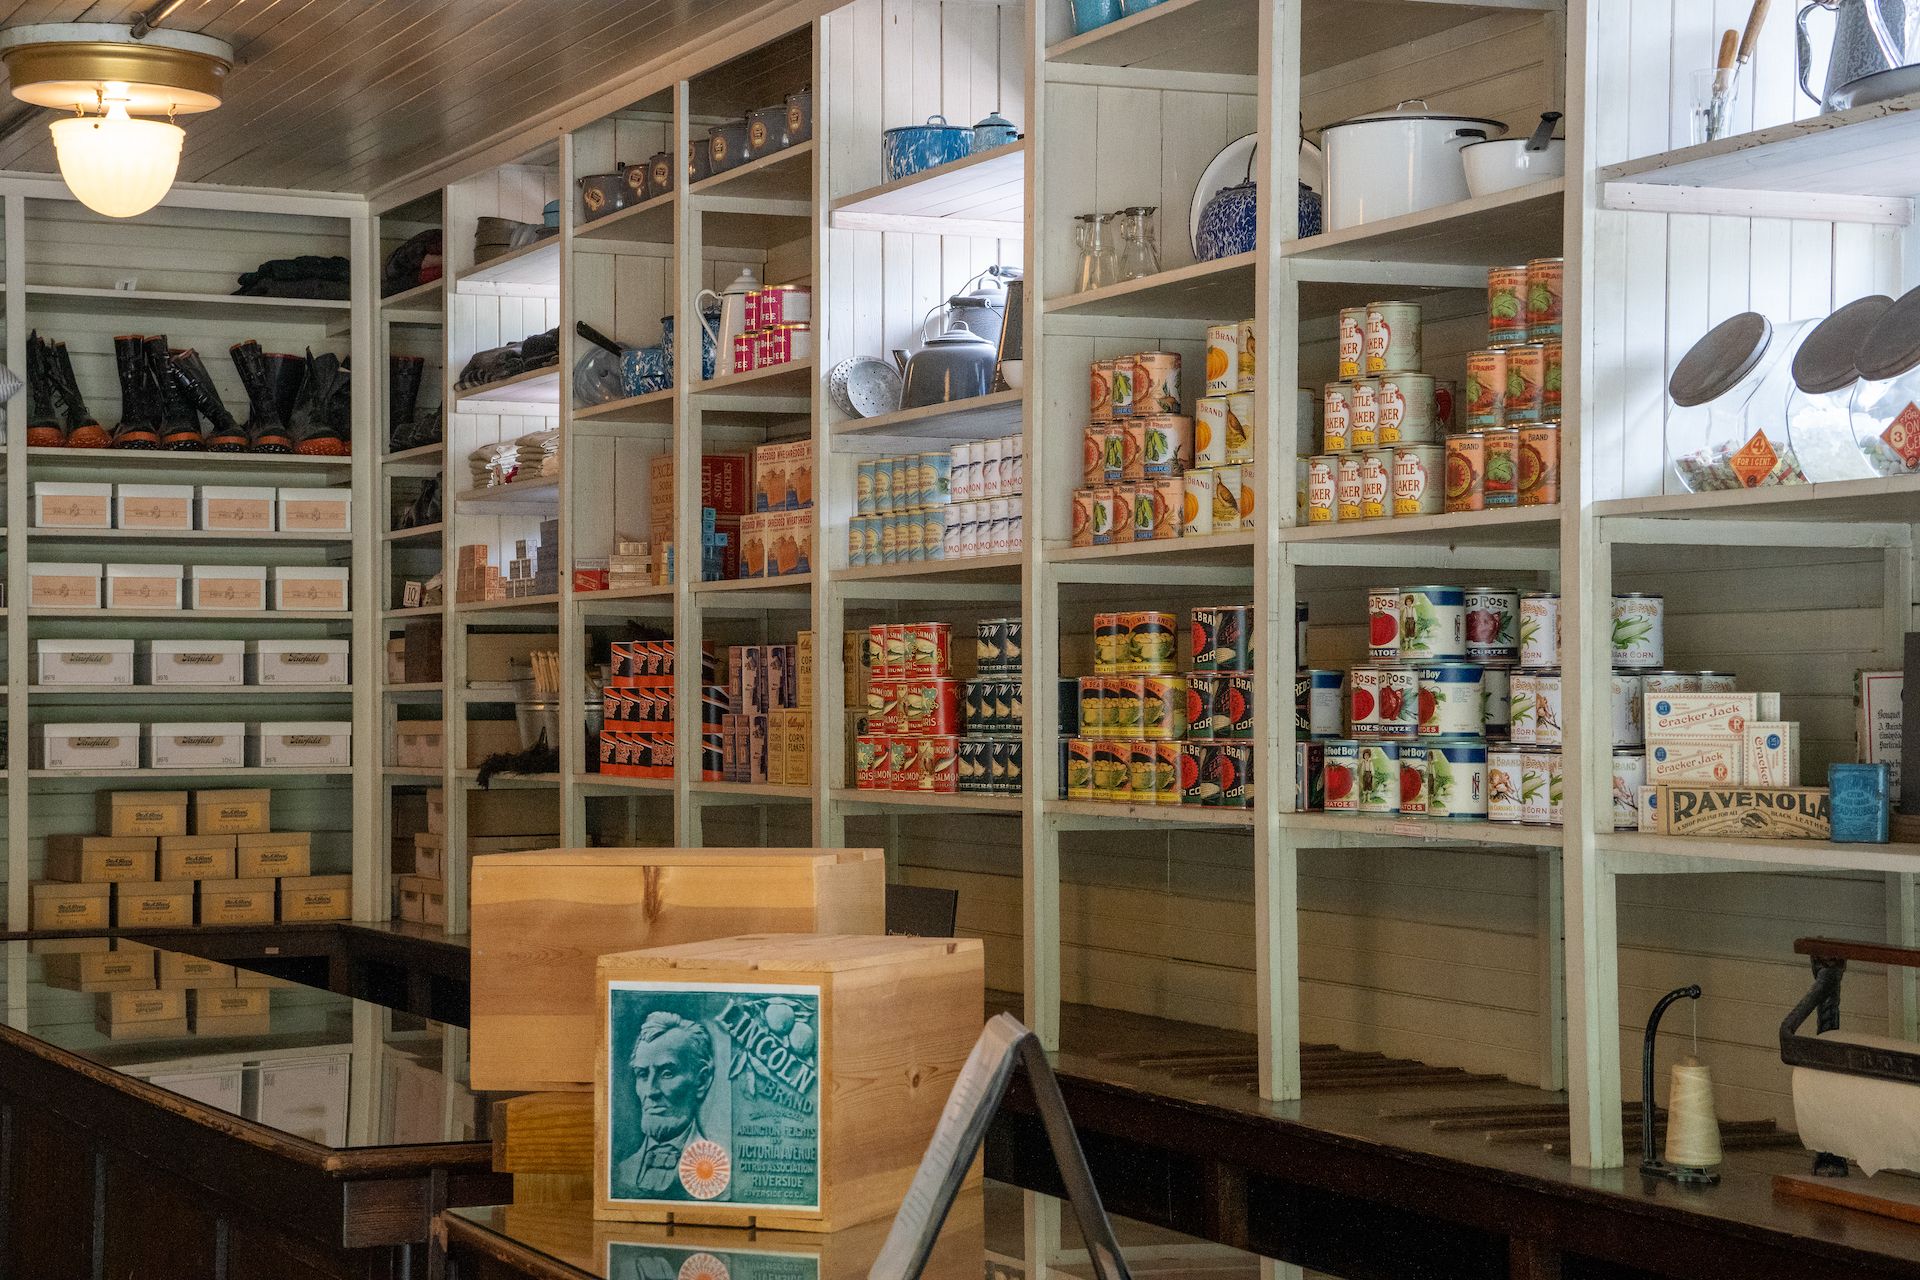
[1392,444,1444,516]
[1464,586,1519,663]
[1518,424,1560,506]
[1349,666,1383,735]
[1366,300,1423,375]
[1336,454,1363,521]
[1488,265,1529,346]
[1213,742,1252,808]
[1322,739,1360,811]
[1307,456,1338,524]
[905,622,951,676]
[1445,434,1485,513]
[1135,351,1181,415]
[1143,675,1185,740]
[1090,359,1114,418]
[1359,448,1392,519]
[1350,379,1381,449]
[1378,372,1436,445]
[1482,427,1519,506]
[1542,339,1563,417]
[1367,588,1403,660]
[1399,742,1431,816]
[1337,307,1367,379]
[1504,343,1546,424]
[1375,665,1419,738]
[1190,604,1253,671]
[1322,383,1353,453]
[1465,348,1507,429]
[1526,257,1564,339]
[1152,476,1183,539]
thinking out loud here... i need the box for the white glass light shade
[49,100,183,218]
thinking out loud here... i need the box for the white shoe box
[141,640,246,686]
[250,721,352,767]
[147,722,246,769]
[36,639,134,686]
[247,638,350,686]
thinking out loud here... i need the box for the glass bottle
[1114,206,1160,280]
[1074,213,1118,293]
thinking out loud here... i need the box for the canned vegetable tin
[1518,424,1560,506]
[1213,741,1252,807]
[1482,427,1519,506]
[1367,588,1403,661]
[1307,456,1338,523]
[1487,265,1529,346]
[1445,434,1485,513]
[1610,592,1665,668]
[1507,670,1537,745]
[1642,670,1699,696]
[1543,339,1563,418]
[1379,372,1437,444]
[1696,671,1738,693]
[1504,344,1546,424]
[1182,469,1215,535]
[1130,611,1179,673]
[1349,666,1384,735]
[1191,604,1253,671]
[1152,477,1183,539]
[1464,586,1519,663]
[1526,257,1564,339]
[1195,396,1229,467]
[1612,750,1646,829]
[1518,592,1559,667]
[1336,455,1363,522]
[1375,666,1419,738]
[1226,392,1254,464]
[1481,664,1511,738]
[1366,300,1423,375]
[1400,584,1466,659]
[1066,738,1094,799]
[1337,307,1367,380]
[1418,663,1485,737]
[1465,348,1508,429]
[1135,351,1181,415]
[1429,738,1489,818]
[1141,415,1191,476]
[1530,668,1564,747]
[1130,741,1160,803]
[1487,747,1525,822]
[1309,669,1345,736]
[1547,750,1565,825]
[1205,324,1239,396]
[1399,742,1431,816]
[1360,448,1393,519]
[1610,671,1645,747]
[1392,444,1444,516]
[1211,464,1242,528]
[1357,741,1400,813]
[1520,752,1554,825]
[1323,739,1361,811]
[1236,317,1257,391]
[1323,383,1353,453]
[1179,742,1218,804]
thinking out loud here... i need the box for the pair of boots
[25,331,107,448]
[103,335,231,450]
[214,343,350,455]
[388,354,441,451]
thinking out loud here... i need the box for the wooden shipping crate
[470,848,885,1093]
[493,1090,594,1202]
[593,933,984,1232]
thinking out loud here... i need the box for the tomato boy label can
[1488,264,1529,345]
[1430,738,1489,818]
[1366,300,1422,375]
[1400,584,1465,659]
[1465,348,1507,428]
[1392,444,1444,516]
[1375,666,1419,738]
[1323,739,1360,811]
[1399,742,1431,816]
[1359,448,1392,519]
[1367,587,1403,660]
[1488,748,1525,822]
[1357,741,1400,813]
[1464,587,1519,663]
[1418,663,1484,737]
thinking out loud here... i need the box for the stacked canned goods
[1605,591,1674,830]
[1305,300,1454,527]
[854,621,1009,795]
[850,434,1022,567]
[1063,605,1253,808]
[1073,327,1255,547]
[1446,260,1563,514]
[729,283,813,375]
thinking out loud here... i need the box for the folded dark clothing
[383,229,443,297]
[237,254,351,288]
[234,277,351,300]
[520,327,560,362]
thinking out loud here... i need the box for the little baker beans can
[1399,742,1431,816]
[1481,664,1511,738]
[1337,307,1367,379]
[1392,444,1444,516]
[1359,448,1392,519]
[1205,323,1240,395]
[1322,383,1353,453]
[1418,662,1484,737]
[1610,592,1665,668]
[1519,592,1559,667]
[1612,750,1646,829]
[1642,670,1698,697]
[1366,300,1423,375]
[1349,666,1384,734]
[1488,747,1525,822]
[1350,379,1381,450]
[1367,587,1403,660]
[1430,737,1488,818]
[1508,669,1538,745]
[1400,584,1465,659]
[1611,671,1646,747]
[1337,454,1363,521]
[1376,666,1419,738]
[1307,456,1338,523]
[1530,668,1563,747]
[1379,372,1436,444]
[1357,741,1400,813]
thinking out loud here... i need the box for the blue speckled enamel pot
[1195,181,1256,260]
[1297,183,1323,237]
[1069,0,1122,33]
[882,115,974,181]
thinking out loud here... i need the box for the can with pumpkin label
[1205,324,1239,396]
[1195,396,1229,467]
[1181,468,1214,535]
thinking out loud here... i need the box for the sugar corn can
[1465,348,1507,429]
[1504,343,1546,424]
[1337,307,1367,380]
[1379,372,1436,445]
[1507,669,1538,745]
[1350,378,1381,450]
[1542,339,1562,418]
[1531,668,1563,747]
[1182,467,1215,535]
[1184,674,1216,739]
[1135,351,1180,414]
[1357,740,1400,813]
[1366,588,1402,661]
[1141,415,1191,476]
[1610,592,1665,668]
[1366,300,1423,375]
[1195,396,1230,466]
[1122,422,1147,481]
[1611,671,1645,747]
[1152,476,1183,539]
[1418,663,1484,737]
[1090,359,1114,418]
[1392,443,1444,516]
[1211,465,1242,529]
[1487,264,1530,346]
[1359,448,1393,520]
[1445,434,1485,513]
[1526,257,1564,339]
[1518,423,1560,506]
[1480,664,1510,738]
[1177,741,1215,805]
[1401,584,1465,659]
[1110,358,1135,418]
[1518,592,1559,667]
[1323,739,1360,812]
[1429,738,1488,818]
[1399,742,1431,816]
[1309,669,1345,737]
[1547,750,1565,825]
[1205,323,1239,395]
[1107,675,1145,739]
[1481,427,1519,507]
[1307,455,1338,523]
[1336,454,1363,522]
[1642,670,1698,696]
[1487,748,1525,822]
[1611,750,1646,829]
[1519,751,1553,824]
[1236,317,1257,392]
[1226,392,1254,464]
[1322,382,1353,453]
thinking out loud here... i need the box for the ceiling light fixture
[0,22,232,218]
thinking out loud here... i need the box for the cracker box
[190,987,271,1035]
[113,880,195,928]
[99,790,188,837]
[1646,739,1743,785]
[1743,721,1802,788]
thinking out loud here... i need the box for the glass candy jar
[1785,294,1891,482]
[1666,312,1815,491]
[1852,285,1920,477]
[1074,212,1118,294]
[1114,206,1160,280]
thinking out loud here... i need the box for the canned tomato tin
[1336,455,1363,521]
[1129,741,1160,803]
[1226,392,1254,464]
[1093,740,1131,801]
[1445,434,1485,513]
[1110,358,1135,418]
[1093,613,1125,672]
[1337,307,1367,379]
[1322,383,1353,453]
[1482,427,1519,507]
[1141,414,1191,476]
[1366,300,1423,375]
[1526,257,1564,339]
[1236,317,1257,391]
[1487,265,1530,346]
[1357,741,1400,814]
[1464,586,1518,663]
[1359,448,1392,519]
[1531,668,1563,747]
[1307,456,1338,523]
[1610,671,1645,747]
[905,622,950,676]
[1309,669,1344,736]
[1519,592,1559,667]
[1430,738,1488,818]
[1379,372,1436,444]
[1144,675,1185,739]
[1520,752,1553,825]
[1399,742,1431,815]
[1518,424,1560,506]
[1604,750,1645,831]
[1090,360,1114,417]
[1465,348,1507,428]
[1066,738,1094,798]
[1376,665,1419,737]
[1508,670,1538,745]
[1642,670,1698,696]
[1350,379,1380,449]
[1152,476,1183,539]
[1401,584,1466,659]
[1392,444,1444,516]
[1211,465,1242,528]
[1487,748,1525,822]
[1349,666,1382,734]
[1130,610,1179,672]
[1214,742,1252,808]
[1195,396,1230,466]
[1321,739,1360,811]
[1504,344,1546,423]
[1696,671,1737,693]
[1205,324,1239,395]
[1418,663,1484,737]
[1611,593,1665,668]
[1182,468,1215,535]
[1481,664,1510,738]
[1361,587,1400,660]
[1179,742,1217,804]
[1191,604,1253,671]
[1135,351,1180,414]
[1543,339,1562,417]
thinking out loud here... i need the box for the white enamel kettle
[697,267,760,367]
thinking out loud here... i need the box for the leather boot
[290,348,350,456]
[109,334,160,449]
[172,349,246,451]
[389,354,424,450]
[258,351,304,452]
[51,341,108,449]
[26,332,65,447]
[230,341,294,452]
[148,337,202,450]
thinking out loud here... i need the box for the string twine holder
[1641,983,1722,1186]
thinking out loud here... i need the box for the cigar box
[594,934,984,1231]
[470,848,884,1093]
[46,835,156,883]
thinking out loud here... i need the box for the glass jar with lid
[1851,285,1920,477]
[1666,312,1815,491]
[1786,294,1892,482]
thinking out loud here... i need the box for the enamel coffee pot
[696,267,760,365]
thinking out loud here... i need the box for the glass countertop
[450,1181,1353,1280]
[0,936,485,1150]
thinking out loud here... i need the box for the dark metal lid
[1667,312,1771,407]
[1793,294,1895,393]
[1856,284,1920,382]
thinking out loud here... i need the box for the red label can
[902,678,961,736]
[1212,742,1251,807]
[904,622,951,676]
[732,332,754,374]
[1181,742,1219,804]
[925,735,959,793]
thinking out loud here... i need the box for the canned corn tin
[1531,668,1563,747]
[1366,300,1422,375]
[1547,750,1564,825]
[1143,674,1185,739]
[1350,379,1381,450]
[1696,671,1737,693]
[1504,344,1546,424]
[1323,739,1360,812]
[1367,588,1403,661]
[1195,396,1230,466]
[1236,317,1257,392]
[1401,584,1466,659]
[1182,468,1215,535]
[1487,265,1529,346]
[1612,750,1646,829]
[1322,383,1353,453]
[1092,739,1131,800]
[1430,738,1488,818]
[1178,741,1216,804]
[1106,675,1146,738]
[1309,669,1344,737]
[1465,348,1507,429]
[1357,741,1400,814]
[1226,392,1254,464]
[1487,747,1525,822]
[1206,324,1239,395]
[1336,454,1363,521]
[1379,372,1436,444]
[1337,307,1367,380]
[1482,427,1519,506]
[1481,665,1510,738]
[1518,592,1559,667]
[1642,670,1698,696]
[1445,434,1485,513]
[1464,586,1518,663]
[1508,669,1538,745]
[1392,444,1444,517]
[1399,742,1431,816]
[1307,456,1337,523]
[1091,359,1114,418]
[1129,741,1160,803]
[1418,663,1484,737]
[1611,671,1645,747]
[1518,424,1560,506]
[1610,593,1665,668]
[1141,414,1191,476]
[1526,257,1564,339]
[1191,604,1253,672]
[1360,448,1393,520]
[1520,751,1554,825]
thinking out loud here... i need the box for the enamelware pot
[647,151,674,196]
[1069,0,1122,33]
[1461,136,1565,197]
[578,166,638,221]
[882,115,974,181]
[687,138,713,185]
[972,111,1018,151]
[786,89,814,144]
[1320,100,1506,230]
[747,104,790,159]
[708,121,751,175]
[1195,180,1256,260]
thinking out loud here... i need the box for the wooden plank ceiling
[0,0,778,194]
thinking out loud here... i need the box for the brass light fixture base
[0,22,233,114]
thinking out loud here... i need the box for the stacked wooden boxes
[394,787,561,928]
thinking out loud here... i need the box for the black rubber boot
[148,336,203,450]
[26,332,66,447]
[230,341,294,452]
[389,354,424,449]
[51,341,107,448]
[172,348,246,451]
[291,348,350,456]
[109,334,160,449]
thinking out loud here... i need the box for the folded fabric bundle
[453,327,562,390]
[234,253,352,300]
[383,228,444,298]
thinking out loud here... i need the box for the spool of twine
[1664,1057,1723,1170]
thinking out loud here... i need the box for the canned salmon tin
[1337,307,1367,380]
[1464,587,1519,663]
[1350,379,1381,450]
[1365,588,1402,660]
[1144,674,1185,739]
[1307,456,1338,523]
[1236,317,1257,391]
[1392,444,1444,516]
[1323,383,1353,453]
[1152,477,1183,539]
[905,622,950,676]
[1367,300,1423,375]
[1359,448,1393,519]
[1398,742,1431,815]
[1357,741,1400,813]
[864,625,889,675]
[1430,738,1488,818]
[1531,668,1563,747]
[884,623,912,676]
[1066,738,1094,798]
[1481,664,1510,737]
[1141,415,1192,476]
[1336,454,1363,521]
[1130,610,1179,673]
[1504,344,1546,424]
[1612,750,1645,829]
[1206,324,1239,395]
[1401,584,1466,660]
[1213,741,1252,808]
[1610,593,1665,668]
[885,737,915,790]
[1226,392,1254,464]
[1642,670,1698,696]
[1375,666,1419,737]
[1322,739,1360,811]
[1482,427,1519,507]
[1179,741,1218,805]
[1211,465,1242,528]
[1309,669,1345,736]
[1195,396,1230,467]
[1518,592,1559,667]
[1191,604,1253,671]
[1526,257,1564,339]
[1696,671,1737,693]
[1487,265,1530,346]
[1379,372,1436,445]
[1135,351,1180,415]
[1090,360,1114,417]
[1419,663,1484,737]
[1488,749,1524,821]
[856,735,888,788]
[925,735,960,792]
[1520,752,1553,824]
[1092,740,1131,801]
[1542,339,1562,417]
[1518,424,1560,506]
[1182,468,1215,535]
[1508,669,1537,745]
[1445,434,1485,513]
[1465,348,1507,429]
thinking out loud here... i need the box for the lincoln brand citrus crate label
[606,1241,820,1280]
[606,982,822,1211]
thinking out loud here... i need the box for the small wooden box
[159,834,237,881]
[158,951,236,989]
[198,878,277,925]
[236,831,312,878]
[279,874,351,922]
[97,790,188,838]
[45,835,156,883]
[191,987,270,1035]
[42,944,156,991]
[594,933,984,1232]
[471,848,885,1093]
[32,881,110,931]
[192,788,270,835]
[114,880,195,928]
[97,988,188,1040]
